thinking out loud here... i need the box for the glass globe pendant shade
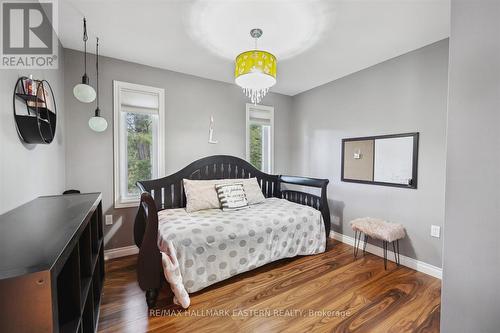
[73,75,96,103]
[88,115,107,132]
[75,18,96,103]
[235,50,277,104]
[89,37,106,132]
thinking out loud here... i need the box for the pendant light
[235,29,277,104]
[89,37,108,132]
[73,18,96,103]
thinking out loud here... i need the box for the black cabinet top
[0,193,102,280]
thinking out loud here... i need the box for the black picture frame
[341,132,419,189]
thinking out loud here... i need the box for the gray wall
[0,45,66,214]
[441,0,500,331]
[290,40,449,267]
[63,49,293,250]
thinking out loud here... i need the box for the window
[113,81,165,208]
[246,103,274,173]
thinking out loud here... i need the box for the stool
[350,217,406,269]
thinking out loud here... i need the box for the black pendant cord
[95,37,100,117]
[82,17,89,83]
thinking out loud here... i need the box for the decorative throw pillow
[215,183,249,211]
[241,178,266,205]
[183,179,221,213]
[183,178,265,213]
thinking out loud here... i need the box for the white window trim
[245,103,274,173]
[113,80,165,208]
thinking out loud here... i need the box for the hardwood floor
[97,239,441,333]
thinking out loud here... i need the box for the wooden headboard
[134,155,330,248]
[136,155,280,211]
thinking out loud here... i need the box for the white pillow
[239,178,266,205]
[215,183,249,211]
[183,178,219,213]
[183,178,265,213]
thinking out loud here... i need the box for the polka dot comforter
[157,197,326,308]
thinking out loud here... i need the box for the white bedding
[157,197,326,308]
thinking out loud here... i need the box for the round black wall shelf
[13,77,57,144]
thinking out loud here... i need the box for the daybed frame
[134,155,330,307]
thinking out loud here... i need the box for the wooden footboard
[135,192,163,307]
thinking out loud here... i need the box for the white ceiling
[59,0,450,96]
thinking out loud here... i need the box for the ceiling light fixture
[234,29,277,104]
[89,37,108,132]
[73,18,96,103]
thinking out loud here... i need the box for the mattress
[157,197,326,308]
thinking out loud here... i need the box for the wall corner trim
[104,245,139,261]
[330,231,442,279]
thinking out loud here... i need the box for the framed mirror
[341,132,419,189]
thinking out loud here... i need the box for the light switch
[431,225,440,238]
[105,215,113,225]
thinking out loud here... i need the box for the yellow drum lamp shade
[235,50,277,104]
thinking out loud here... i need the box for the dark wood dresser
[0,193,104,333]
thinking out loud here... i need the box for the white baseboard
[103,235,442,279]
[330,231,442,279]
[104,245,139,261]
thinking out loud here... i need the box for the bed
[134,155,331,308]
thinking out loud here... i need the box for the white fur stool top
[350,217,406,243]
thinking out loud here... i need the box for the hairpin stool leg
[354,230,358,258]
[392,241,400,266]
[363,234,368,254]
[357,232,363,257]
[397,240,400,265]
[383,241,387,270]
[354,230,362,258]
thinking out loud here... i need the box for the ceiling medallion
[234,29,277,104]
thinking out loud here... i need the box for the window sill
[114,200,140,209]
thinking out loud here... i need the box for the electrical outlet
[105,215,113,226]
[431,225,440,238]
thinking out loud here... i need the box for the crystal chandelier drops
[242,87,269,104]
